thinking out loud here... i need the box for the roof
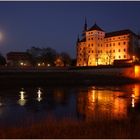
[7,52,31,60]
[105,29,137,38]
[88,23,104,32]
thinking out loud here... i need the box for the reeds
[0,116,140,139]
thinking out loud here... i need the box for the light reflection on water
[0,84,140,127]
[18,88,26,106]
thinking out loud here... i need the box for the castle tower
[85,22,105,66]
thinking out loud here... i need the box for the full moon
[0,32,2,41]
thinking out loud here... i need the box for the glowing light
[37,88,42,102]
[132,98,135,108]
[134,65,140,78]
[20,62,24,66]
[131,94,135,98]
[47,64,50,67]
[18,88,26,106]
[38,63,41,66]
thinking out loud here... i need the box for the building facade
[7,52,32,67]
[76,20,140,66]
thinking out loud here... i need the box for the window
[92,51,94,53]
[119,56,121,58]
[118,42,120,45]
[106,44,108,47]
[124,42,126,45]
[124,55,126,58]
[101,44,102,47]
[113,56,115,59]
[88,44,90,47]
[113,50,115,53]
[124,49,126,52]
[118,49,120,52]
[91,38,93,40]
[89,51,90,53]
[113,43,115,46]
[88,38,90,41]
[110,43,112,47]
[91,44,93,46]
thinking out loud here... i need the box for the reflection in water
[37,88,42,102]
[1,83,140,127]
[77,84,140,121]
[18,88,26,106]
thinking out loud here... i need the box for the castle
[76,19,140,66]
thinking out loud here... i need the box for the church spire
[84,17,87,31]
[82,17,87,37]
[76,34,80,45]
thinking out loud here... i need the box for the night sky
[0,1,140,58]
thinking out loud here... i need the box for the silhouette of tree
[0,53,6,65]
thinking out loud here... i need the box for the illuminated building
[76,19,140,66]
[7,52,32,67]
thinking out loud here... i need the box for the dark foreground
[0,117,140,139]
[0,71,138,87]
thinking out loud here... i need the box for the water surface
[0,84,140,127]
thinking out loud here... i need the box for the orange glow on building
[134,65,140,78]
[76,21,140,66]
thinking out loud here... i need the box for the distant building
[6,52,32,67]
[55,56,64,66]
[76,19,140,66]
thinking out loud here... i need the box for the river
[0,83,140,127]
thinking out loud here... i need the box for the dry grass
[0,116,140,139]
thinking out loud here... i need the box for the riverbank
[0,116,140,139]
[0,65,139,86]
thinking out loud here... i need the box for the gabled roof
[88,23,104,32]
[105,29,137,38]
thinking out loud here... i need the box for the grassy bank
[0,116,140,139]
[0,71,138,87]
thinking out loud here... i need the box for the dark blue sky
[0,1,140,58]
